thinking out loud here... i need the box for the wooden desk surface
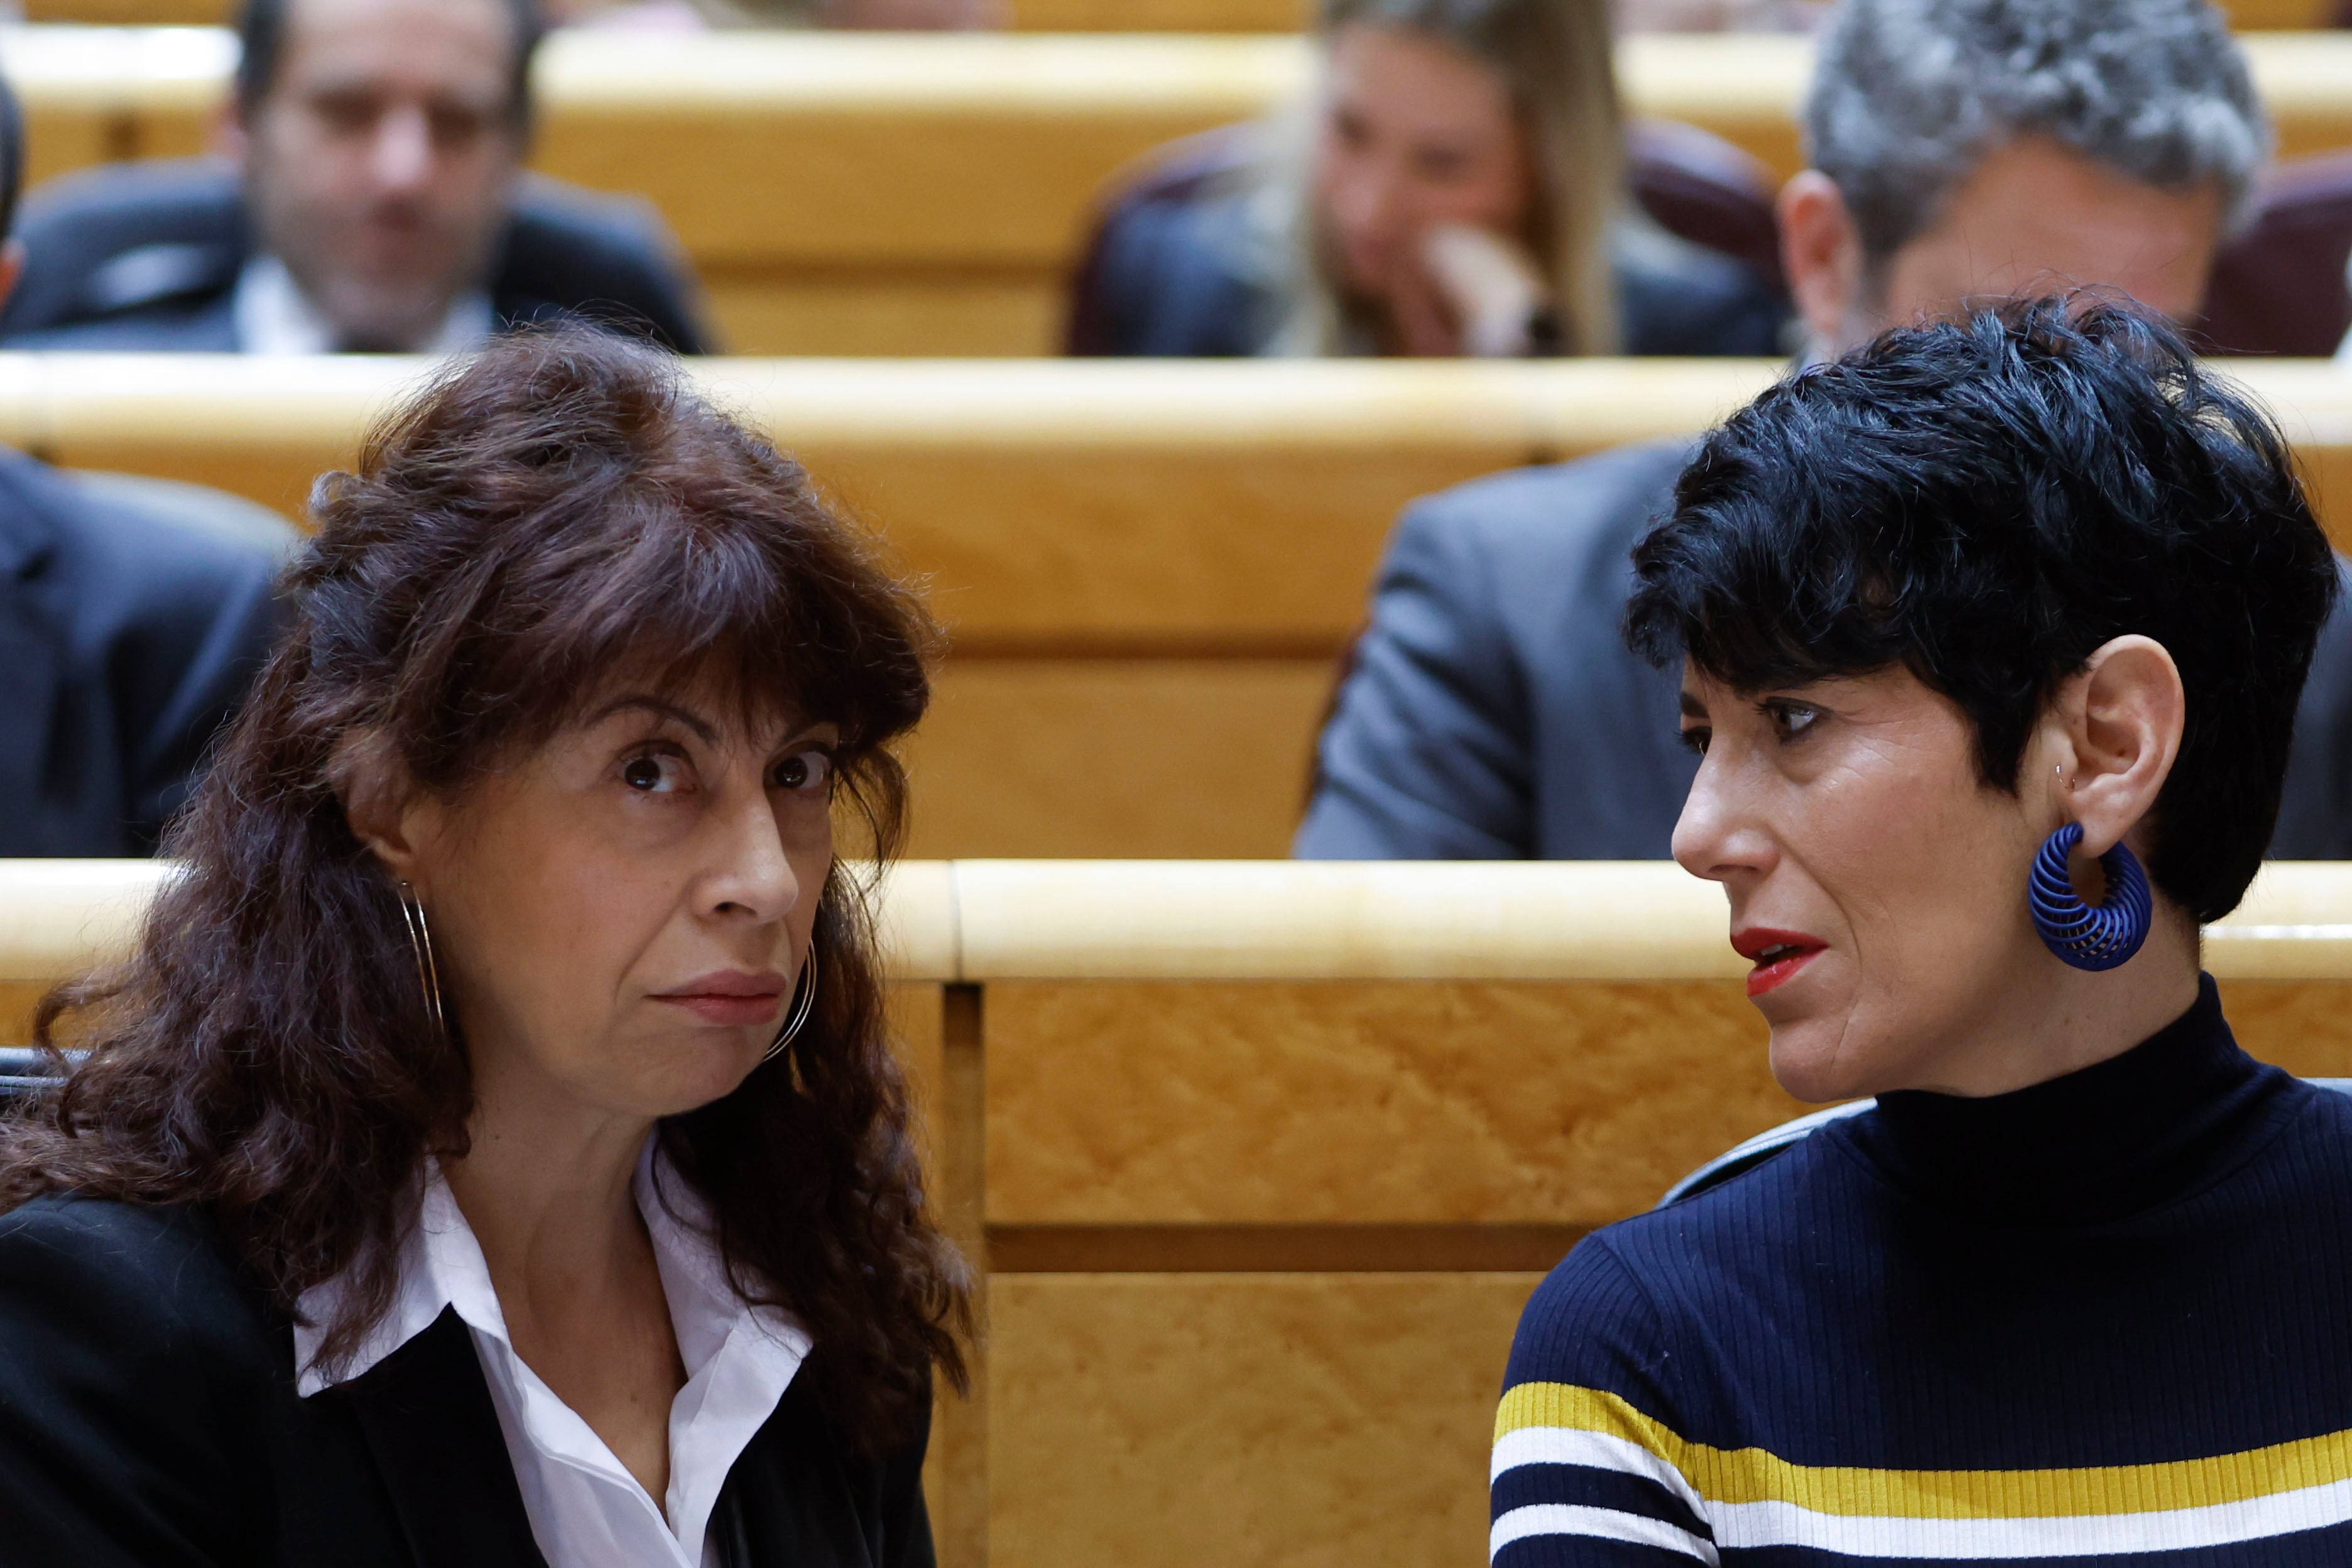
[4,857,2348,983]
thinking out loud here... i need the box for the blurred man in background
[0,80,291,854]
[0,0,708,352]
[1292,0,2352,859]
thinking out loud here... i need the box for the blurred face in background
[1312,21,1533,346]
[227,0,523,351]
[1782,136,2227,358]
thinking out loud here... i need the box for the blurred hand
[1420,224,1551,357]
[814,0,1004,24]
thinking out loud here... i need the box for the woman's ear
[327,730,428,883]
[2045,635,2186,858]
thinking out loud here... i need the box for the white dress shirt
[294,1143,810,1568]
[232,253,496,356]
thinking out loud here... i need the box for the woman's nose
[1672,756,1774,886]
[1331,163,1405,248]
[705,793,800,924]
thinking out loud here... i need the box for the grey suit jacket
[1297,440,2352,861]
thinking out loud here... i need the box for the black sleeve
[0,1198,275,1567]
[876,1392,937,1568]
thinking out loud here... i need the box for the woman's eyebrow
[585,695,720,746]
[1679,690,1709,721]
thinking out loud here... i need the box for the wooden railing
[6,28,2349,353]
[7,352,2352,858]
[4,857,2352,1565]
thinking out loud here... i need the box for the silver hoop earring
[763,945,819,1064]
[396,880,448,1045]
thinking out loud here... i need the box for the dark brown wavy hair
[0,327,966,1449]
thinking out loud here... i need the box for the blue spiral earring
[2028,820,2153,971]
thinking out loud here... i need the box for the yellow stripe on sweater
[1496,1382,2352,1520]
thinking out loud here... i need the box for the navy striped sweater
[1493,976,2352,1564]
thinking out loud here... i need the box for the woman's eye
[621,753,685,793]
[1679,725,1711,757]
[1769,703,1823,741]
[775,749,834,794]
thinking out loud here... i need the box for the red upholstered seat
[2201,150,2352,359]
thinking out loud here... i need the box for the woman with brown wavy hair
[0,327,966,1568]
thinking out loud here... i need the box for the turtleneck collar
[1828,975,2291,1228]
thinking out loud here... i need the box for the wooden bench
[9,352,2352,857]
[6,856,2351,1567]
[9,26,2351,354]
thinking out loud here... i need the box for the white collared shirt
[232,253,496,356]
[294,1143,810,1568]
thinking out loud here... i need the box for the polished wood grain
[982,979,1791,1225]
[903,660,1332,860]
[989,1272,1540,1568]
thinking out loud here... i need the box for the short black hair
[1625,298,2339,923]
[234,0,547,130]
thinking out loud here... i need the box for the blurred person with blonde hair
[1075,0,1784,359]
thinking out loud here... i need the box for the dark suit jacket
[0,450,286,855]
[1074,182,1788,359]
[1296,439,2352,859]
[0,1195,935,1568]
[0,160,712,354]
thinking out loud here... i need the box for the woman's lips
[1730,928,1827,999]
[652,970,787,1027]
[656,993,783,1026]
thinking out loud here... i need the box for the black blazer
[0,1195,935,1568]
[0,159,713,355]
[0,450,287,855]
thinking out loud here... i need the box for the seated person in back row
[0,0,710,354]
[1292,0,2352,857]
[1071,0,1786,360]
[0,80,291,854]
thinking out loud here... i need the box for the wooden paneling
[903,660,1334,860]
[989,1272,1540,1568]
[2216,981,2352,1075]
[1005,0,1305,26]
[983,979,1790,1226]
[702,270,1062,358]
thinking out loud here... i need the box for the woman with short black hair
[1491,300,2352,1564]
[0,328,965,1568]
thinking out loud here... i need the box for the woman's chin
[1766,1020,1879,1106]
[607,1032,771,1118]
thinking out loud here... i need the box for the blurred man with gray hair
[1295,0,2352,861]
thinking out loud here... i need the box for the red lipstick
[652,969,787,1028]
[1730,928,1827,999]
